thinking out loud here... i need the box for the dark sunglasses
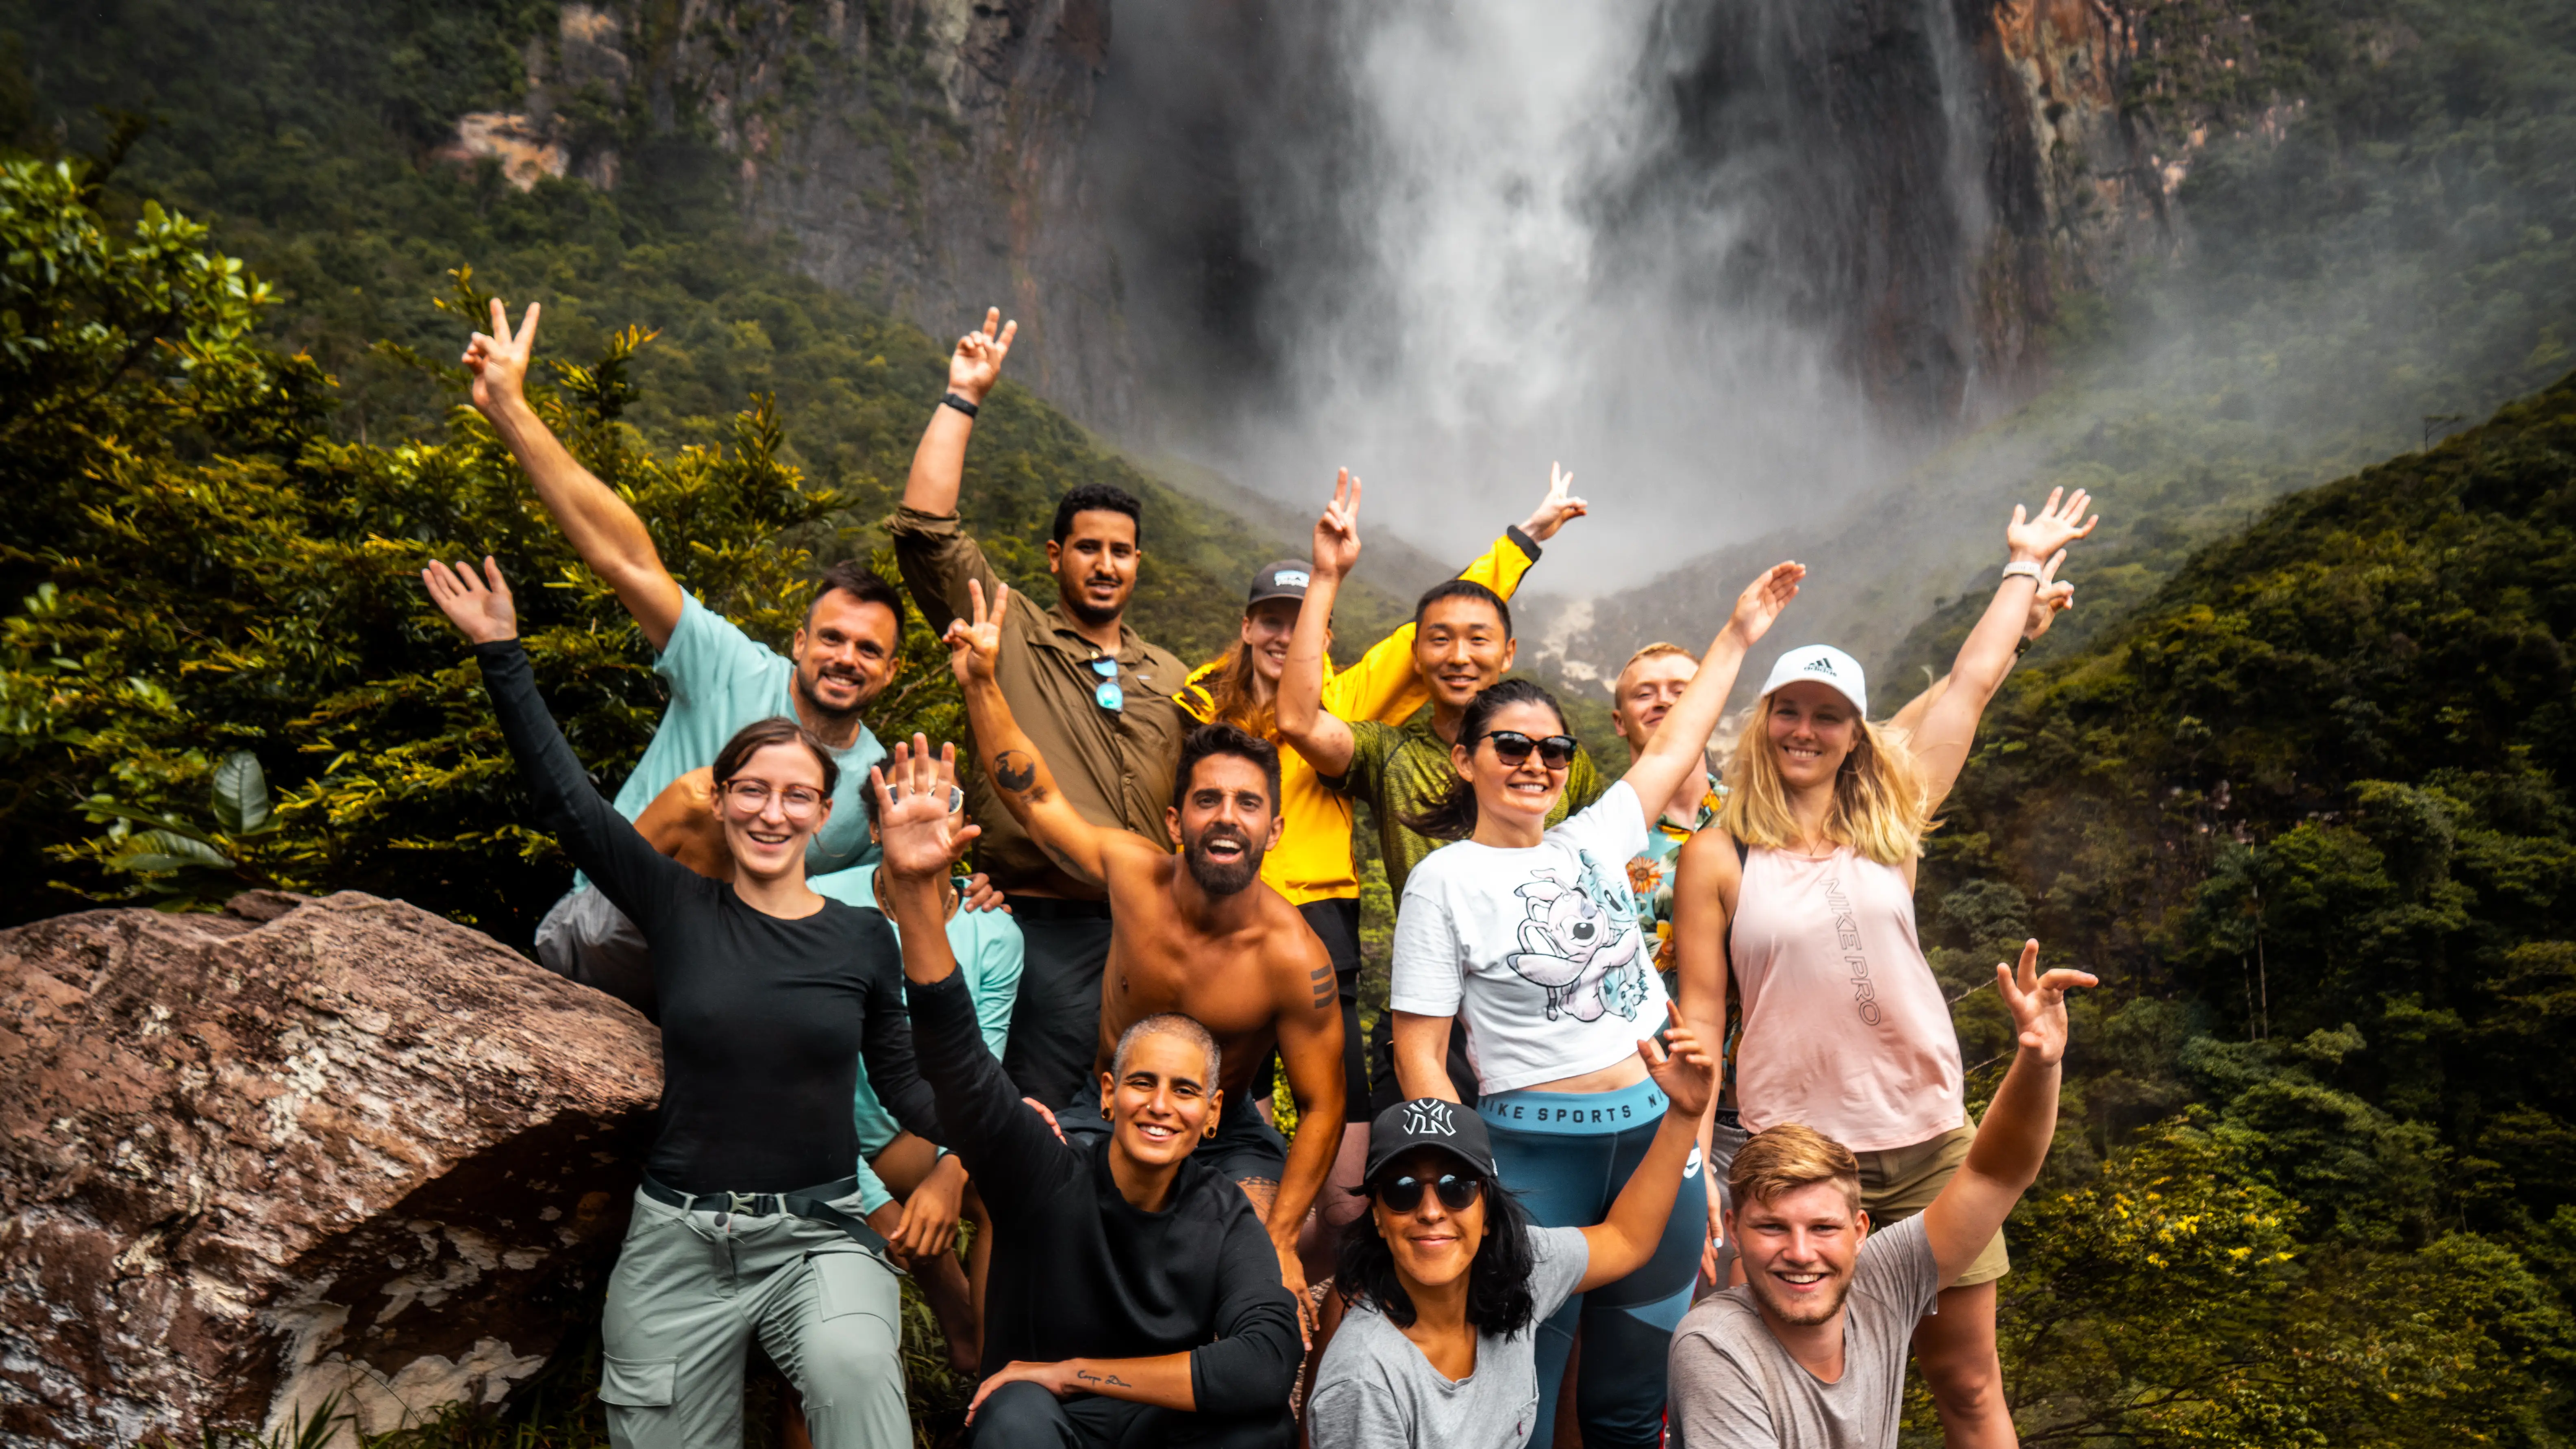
[1373,1173,1483,1215]
[1481,730,1577,770]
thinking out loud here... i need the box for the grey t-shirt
[1307,1225,1590,1449]
[1667,1215,1940,1449]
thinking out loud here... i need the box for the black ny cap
[1364,1097,1498,1182]
[1246,560,1314,607]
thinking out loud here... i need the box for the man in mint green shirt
[461,298,905,1016]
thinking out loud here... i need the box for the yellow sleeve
[1321,529,1540,724]
[1173,658,1225,724]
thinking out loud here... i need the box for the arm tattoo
[1075,1370,1132,1388]
[995,749,1038,794]
[1308,963,1335,1010]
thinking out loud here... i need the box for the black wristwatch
[941,391,981,418]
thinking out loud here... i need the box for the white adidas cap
[1758,645,1868,716]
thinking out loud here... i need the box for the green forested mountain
[1909,374,2576,1444]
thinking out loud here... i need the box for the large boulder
[0,891,661,1445]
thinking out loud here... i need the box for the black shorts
[1297,897,1374,1125]
[1056,1078,1289,1184]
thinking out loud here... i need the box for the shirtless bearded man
[947,579,1345,1318]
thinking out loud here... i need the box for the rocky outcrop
[448,0,1133,431]
[0,891,659,1445]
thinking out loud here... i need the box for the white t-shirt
[1389,782,1664,1094]
[1307,1225,1589,1449]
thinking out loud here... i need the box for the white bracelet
[2000,560,2044,583]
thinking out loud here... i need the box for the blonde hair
[1612,640,1694,693]
[1199,642,1277,741]
[1729,1123,1862,1213]
[1719,691,1932,865]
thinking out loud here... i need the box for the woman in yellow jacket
[1174,465,1590,1276]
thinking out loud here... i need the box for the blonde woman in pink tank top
[1668,487,2098,1449]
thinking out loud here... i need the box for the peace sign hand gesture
[1517,461,1591,543]
[1996,939,2097,1067]
[462,298,542,418]
[2023,550,2074,642]
[949,307,1018,405]
[944,579,1012,687]
[2006,487,2100,564]
[1311,468,1363,581]
[870,734,981,884]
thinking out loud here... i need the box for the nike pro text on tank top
[1727,844,1963,1151]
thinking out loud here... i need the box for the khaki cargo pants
[601,1186,907,1449]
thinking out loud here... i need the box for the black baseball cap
[1364,1097,1498,1182]
[1245,560,1314,607]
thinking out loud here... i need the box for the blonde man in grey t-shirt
[1668,940,2092,1449]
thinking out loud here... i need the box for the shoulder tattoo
[1308,962,1335,1012]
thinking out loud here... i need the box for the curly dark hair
[1335,1169,1541,1338]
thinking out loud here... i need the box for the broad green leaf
[211,750,270,834]
[112,830,233,873]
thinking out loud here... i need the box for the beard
[794,661,873,725]
[1183,824,1264,896]
[1744,1262,1856,1327]
[1060,579,1130,630]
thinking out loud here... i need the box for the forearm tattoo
[995,749,1038,795]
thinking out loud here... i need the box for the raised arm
[1275,470,1362,777]
[944,580,1118,885]
[1617,562,1805,828]
[1907,490,2098,809]
[1576,1006,1717,1291]
[900,307,1016,519]
[1885,551,2075,740]
[463,301,685,651]
[1920,940,2096,1285]
[422,557,686,922]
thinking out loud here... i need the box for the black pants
[1001,901,1116,1108]
[970,1381,1292,1449]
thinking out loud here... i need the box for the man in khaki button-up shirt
[890,307,1192,1106]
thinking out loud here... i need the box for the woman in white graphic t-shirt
[1385,560,1802,1449]
[1667,487,2098,1449]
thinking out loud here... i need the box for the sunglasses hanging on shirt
[1481,730,1578,770]
[1089,657,1125,712]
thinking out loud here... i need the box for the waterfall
[1092,0,1998,579]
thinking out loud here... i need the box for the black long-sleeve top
[906,967,1300,1416]
[474,640,941,1194]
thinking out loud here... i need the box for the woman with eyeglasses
[1308,1010,1714,1449]
[421,555,940,1449]
[1384,560,1801,1449]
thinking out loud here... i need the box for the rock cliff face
[0,892,659,1445]
[445,0,1133,430]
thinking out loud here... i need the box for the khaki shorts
[1854,1123,2010,1287]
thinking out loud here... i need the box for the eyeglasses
[1089,657,1125,712]
[1373,1173,1482,1215]
[1481,730,1578,770]
[723,780,826,820]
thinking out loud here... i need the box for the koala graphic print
[1507,849,1650,1023]
[1389,781,1672,1094]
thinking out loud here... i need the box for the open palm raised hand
[948,307,1018,404]
[1311,468,1363,580]
[461,298,540,417]
[943,579,1012,687]
[1996,939,2097,1067]
[870,735,981,883]
[1723,561,1806,649]
[2006,487,2100,563]
[420,556,519,643]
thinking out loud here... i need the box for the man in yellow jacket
[1173,466,1590,1284]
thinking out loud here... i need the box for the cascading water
[1091,0,2014,590]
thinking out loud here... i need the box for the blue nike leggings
[1482,1079,1707,1449]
